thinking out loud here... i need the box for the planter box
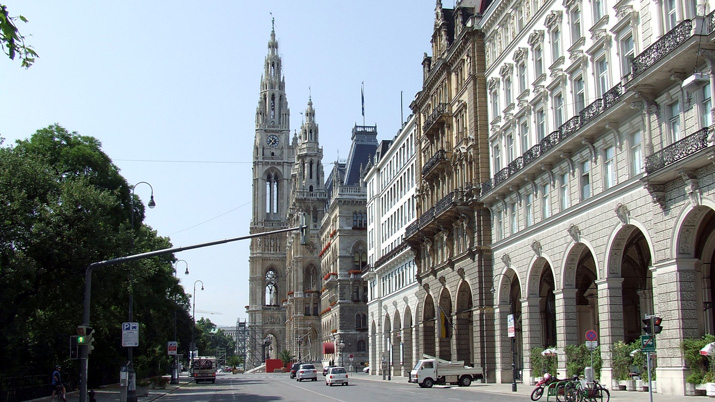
[624,379,637,391]
[706,382,715,397]
[611,379,625,391]
[692,384,708,396]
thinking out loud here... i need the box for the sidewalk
[28,375,188,402]
[350,371,710,402]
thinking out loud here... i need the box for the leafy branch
[0,4,38,68]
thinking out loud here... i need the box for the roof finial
[269,12,274,32]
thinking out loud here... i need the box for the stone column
[521,296,542,381]
[555,288,578,374]
[596,277,624,386]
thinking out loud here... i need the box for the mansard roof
[343,125,378,186]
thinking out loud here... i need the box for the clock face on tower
[266,135,279,148]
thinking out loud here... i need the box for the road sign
[168,341,177,355]
[586,341,598,350]
[586,330,598,341]
[508,314,515,338]
[641,334,656,352]
[122,322,139,347]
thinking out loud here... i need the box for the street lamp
[297,336,303,362]
[171,260,189,385]
[491,273,517,392]
[339,340,345,367]
[191,280,204,364]
[127,181,156,402]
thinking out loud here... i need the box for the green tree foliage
[0,4,38,68]
[0,125,192,389]
[195,318,236,358]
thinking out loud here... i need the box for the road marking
[286,380,347,402]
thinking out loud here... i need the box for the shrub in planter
[681,334,715,384]
[611,341,632,381]
[530,346,558,377]
[565,344,602,379]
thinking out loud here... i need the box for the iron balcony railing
[628,19,693,82]
[422,149,447,176]
[373,242,410,269]
[645,127,710,173]
[422,103,450,133]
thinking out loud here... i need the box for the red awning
[322,342,335,354]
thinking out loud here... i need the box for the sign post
[508,314,517,392]
[122,322,139,347]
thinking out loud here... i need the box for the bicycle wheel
[599,386,610,402]
[531,385,545,401]
[563,382,579,402]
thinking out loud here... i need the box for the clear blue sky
[0,1,435,326]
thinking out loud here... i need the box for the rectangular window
[535,47,544,77]
[570,7,582,45]
[507,134,515,161]
[525,193,533,226]
[510,202,517,234]
[604,146,615,190]
[517,7,524,31]
[505,77,512,105]
[491,90,500,117]
[581,160,591,200]
[519,62,527,93]
[593,0,604,21]
[631,131,643,176]
[495,210,503,241]
[551,28,561,61]
[669,101,681,142]
[537,108,546,140]
[560,172,570,210]
[620,34,635,78]
[520,119,530,153]
[666,0,677,30]
[703,83,712,128]
[494,145,501,172]
[574,76,585,113]
[542,184,551,219]
[596,58,609,97]
[554,93,564,128]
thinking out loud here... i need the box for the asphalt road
[154,372,527,402]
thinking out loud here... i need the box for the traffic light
[653,317,663,334]
[300,213,308,245]
[77,325,95,354]
[642,318,652,335]
[70,335,79,359]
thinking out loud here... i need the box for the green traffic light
[78,335,87,344]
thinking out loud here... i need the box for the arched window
[304,265,318,292]
[265,269,278,306]
[270,94,276,119]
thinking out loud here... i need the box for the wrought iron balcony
[373,242,409,269]
[422,149,447,177]
[645,127,710,173]
[480,82,626,196]
[435,191,455,216]
[628,19,693,82]
[422,103,450,134]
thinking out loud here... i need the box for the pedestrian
[51,364,66,402]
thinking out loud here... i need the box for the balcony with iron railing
[422,103,451,134]
[422,149,448,178]
[645,127,711,174]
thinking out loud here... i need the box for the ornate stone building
[479,0,715,394]
[364,114,420,377]
[404,0,494,379]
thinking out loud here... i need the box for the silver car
[296,363,318,381]
[325,366,348,386]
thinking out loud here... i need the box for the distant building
[364,114,419,377]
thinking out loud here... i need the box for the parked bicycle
[531,372,562,401]
[562,376,610,402]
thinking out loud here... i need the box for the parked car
[322,365,335,376]
[289,363,302,379]
[296,363,318,381]
[325,366,348,386]
[362,366,370,373]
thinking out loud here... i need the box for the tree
[0,125,192,389]
[279,349,292,368]
[0,4,38,68]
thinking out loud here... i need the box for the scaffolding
[247,322,264,369]
[236,318,248,367]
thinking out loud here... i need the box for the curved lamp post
[171,260,189,385]
[491,273,517,392]
[191,280,204,364]
[127,181,156,402]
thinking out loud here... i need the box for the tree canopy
[0,4,38,68]
[0,125,193,389]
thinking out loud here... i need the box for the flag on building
[361,82,365,117]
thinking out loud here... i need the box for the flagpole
[401,91,404,127]
[361,82,365,126]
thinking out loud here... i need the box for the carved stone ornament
[544,11,563,29]
[528,30,545,47]
[457,267,465,278]
[499,63,514,77]
[438,276,447,287]
[644,183,666,209]
[488,77,500,90]
[531,240,542,256]
[423,283,430,292]
[568,224,581,243]
[501,253,511,267]
[615,203,629,225]
[514,47,528,62]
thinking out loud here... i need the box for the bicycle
[562,377,610,402]
[531,372,563,401]
[52,383,66,402]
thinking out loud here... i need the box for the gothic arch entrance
[563,243,598,345]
